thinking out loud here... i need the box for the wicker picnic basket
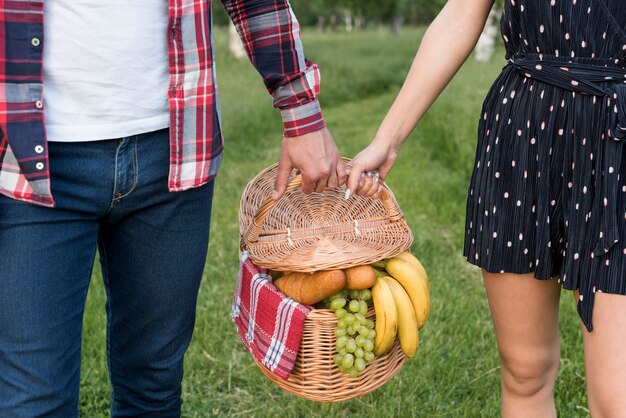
[239,159,413,401]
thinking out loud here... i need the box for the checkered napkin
[232,251,313,379]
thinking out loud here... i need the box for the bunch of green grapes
[327,289,376,378]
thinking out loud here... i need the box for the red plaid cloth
[232,251,312,379]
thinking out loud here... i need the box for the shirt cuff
[280,101,326,138]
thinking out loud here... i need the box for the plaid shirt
[0,0,325,207]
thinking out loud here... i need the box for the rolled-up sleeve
[221,0,326,137]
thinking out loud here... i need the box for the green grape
[348,368,359,378]
[355,358,366,372]
[344,313,356,326]
[368,329,376,340]
[335,328,347,338]
[336,336,348,349]
[335,308,348,319]
[333,354,343,365]
[346,338,357,353]
[329,292,343,301]
[358,300,369,316]
[348,300,360,313]
[358,325,370,336]
[346,325,356,336]
[341,289,350,298]
[339,348,348,357]
[341,353,355,368]
[339,365,350,374]
[330,298,347,311]
[349,289,360,300]
[359,288,372,301]
[363,339,374,353]
[364,351,375,362]
[354,313,367,325]
[354,347,364,359]
[365,319,375,329]
[337,319,347,329]
[356,335,367,347]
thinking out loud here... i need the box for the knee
[499,347,560,398]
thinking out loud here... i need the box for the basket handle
[243,171,403,245]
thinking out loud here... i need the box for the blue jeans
[0,128,215,417]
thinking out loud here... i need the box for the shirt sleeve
[220,0,326,137]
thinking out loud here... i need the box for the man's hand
[272,127,346,200]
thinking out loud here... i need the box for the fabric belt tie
[509,53,626,257]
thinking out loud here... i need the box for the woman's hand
[346,140,398,200]
[346,0,494,200]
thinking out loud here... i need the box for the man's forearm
[220,0,325,137]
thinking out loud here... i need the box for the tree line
[214,0,504,33]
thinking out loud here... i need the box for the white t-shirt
[42,1,170,142]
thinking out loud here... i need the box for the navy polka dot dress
[463,0,626,331]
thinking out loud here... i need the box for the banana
[382,276,419,358]
[371,277,398,356]
[384,257,430,330]
[393,251,430,291]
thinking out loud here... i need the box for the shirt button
[35,162,44,170]
[35,145,44,154]
[31,38,41,47]
[35,100,43,109]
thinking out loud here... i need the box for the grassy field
[79,28,589,417]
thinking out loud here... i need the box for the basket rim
[239,159,413,271]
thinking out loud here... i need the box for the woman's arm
[347,0,495,198]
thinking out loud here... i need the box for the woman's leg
[483,271,562,418]
[581,292,626,418]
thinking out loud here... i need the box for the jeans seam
[114,138,139,201]
[107,140,122,213]
[98,233,115,403]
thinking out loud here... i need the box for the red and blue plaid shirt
[0,0,325,207]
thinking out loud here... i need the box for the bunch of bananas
[371,251,430,358]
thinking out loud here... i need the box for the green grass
[79,28,588,417]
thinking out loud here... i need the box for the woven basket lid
[239,160,413,272]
